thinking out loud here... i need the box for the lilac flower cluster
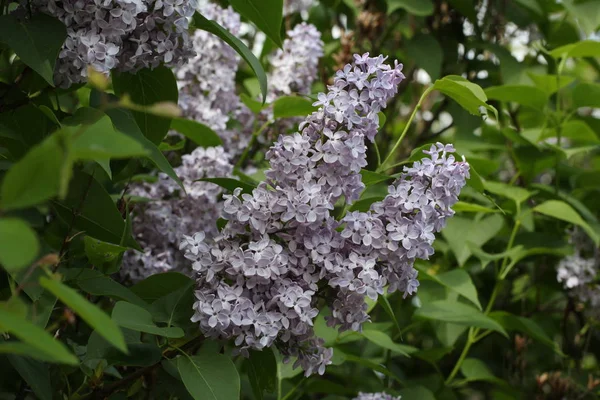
[27,0,196,87]
[556,229,600,317]
[121,146,233,282]
[283,0,314,15]
[175,3,242,136]
[353,393,401,400]
[267,23,324,101]
[180,54,470,375]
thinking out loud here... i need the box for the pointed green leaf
[170,118,222,147]
[534,200,600,245]
[414,301,508,337]
[0,308,78,365]
[112,301,184,338]
[228,0,283,47]
[40,277,127,352]
[0,13,66,86]
[0,218,39,272]
[361,329,417,356]
[178,353,241,400]
[273,96,317,119]
[112,66,179,145]
[386,0,434,16]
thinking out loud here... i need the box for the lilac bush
[180,54,470,375]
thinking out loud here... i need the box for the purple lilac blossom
[25,0,196,87]
[121,146,233,282]
[180,54,470,376]
[267,23,324,101]
[353,393,401,400]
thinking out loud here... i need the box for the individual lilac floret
[25,0,196,87]
[181,54,469,376]
[353,393,401,400]
[283,0,314,15]
[121,146,232,282]
[267,23,324,101]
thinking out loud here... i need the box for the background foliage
[1,0,599,399]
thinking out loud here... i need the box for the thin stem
[499,219,521,280]
[236,120,270,169]
[445,328,475,385]
[378,86,434,172]
[374,140,382,168]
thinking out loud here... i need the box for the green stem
[378,86,434,172]
[499,219,521,280]
[445,328,476,385]
[236,120,270,169]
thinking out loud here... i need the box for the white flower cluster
[121,146,232,282]
[556,229,600,315]
[283,0,314,15]
[353,392,401,400]
[27,0,197,87]
[180,54,470,376]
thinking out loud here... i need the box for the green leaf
[453,201,499,214]
[386,0,434,16]
[178,353,241,400]
[1,134,65,210]
[40,277,127,352]
[170,118,222,147]
[418,268,482,310]
[229,0,283,47]
[0,13,66,86]
[112,66,179,145]
[194,13,268,103]
[513,0,544,15]
[247,349,277,400]
[86,330,161,367]
[83,236,128,274]
[485,85,548,110]
[149,282,194,329]
[361,169,393,186]
[550,40,600,59]
[272,96,317,119]
[112,301,184,338]
[349,196,385,212]
[0,342,59,363]
[361,329,417,356]
[460,358,507,385]
[7,355,52,400]
[0,308,78,365]
[405,34,442,80]
[240,93,266,114]
[490,311,563,354]
[414,301,508,337]
[0,218,39,272]
[65,111,148,160]
[70,269,147,308]
[52,169,138,248]
[534,200,600,245]
[131,272,193,302]
[433,76,497,119]
[484,181,533,205]
[105,107,184,191]
[527,73,574,96]
[342,353,403,384]
[442,214,504,266]
[198,177,256,194]
[397,386,436,400]
[572,82,600,108]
